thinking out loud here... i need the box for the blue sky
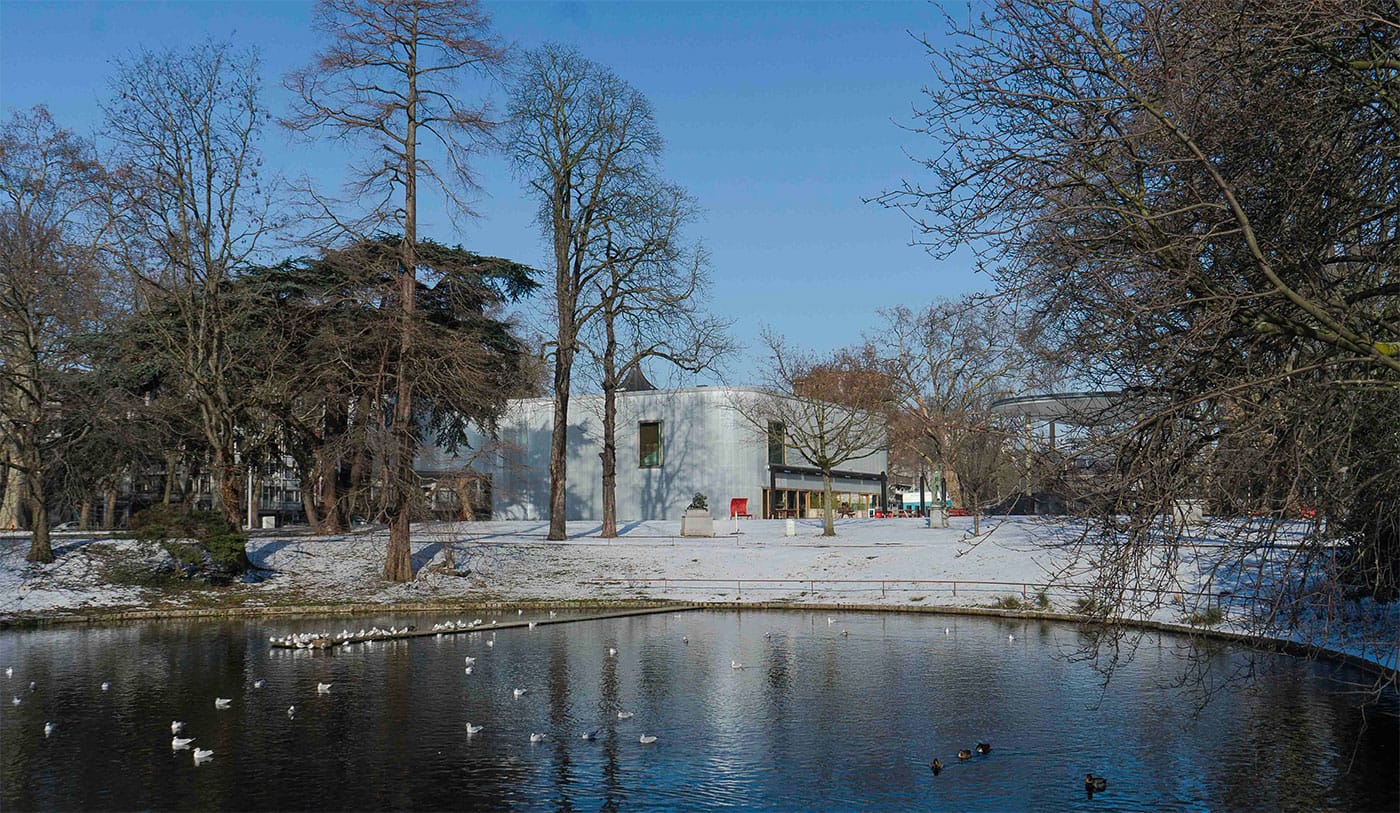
[1,1,980,380]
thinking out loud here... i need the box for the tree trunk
[103,488,117,530]
[79,499,92,530]
[600,383,618,538]
[547,342,573,541]
[821,470,836,536]
[162,452,179,505]
[300,465,321,530]
[0,441,19,530]
[24,489,52,563]
[212,445,241,528]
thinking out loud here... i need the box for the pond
[1,609,1395,811]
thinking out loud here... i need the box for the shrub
[127,505,250,584]
[1185,606,1224,626]
[687,493,708,511]
[993,595,1024,610]
[1035,590,1051,610]
[1073,597,1100,616]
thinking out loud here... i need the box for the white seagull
[44,721,55,738]
[607,647,617,657]
[463,656,476,666]
[11,696,20,706]
[253,679,266,689]
[1008,634,1016,642]
[172,720,186,735]
[513,688,527,699]
[639,734,658,744]
[486,640,495,648]
[464,666,474,675]
[528,622,537,629]
[465,722,484,735]
[529,732,546,743]
[731,660,744,670]
[616,710,633,720]
[172,736,195,750]
[101,681,110,692]
[549,611,558,618]
[287,705,296,718]
[192,748,214,763]
[580,730,598,741]
[214,698,232,709]
[5,666,12,678]
[317,682,333,694]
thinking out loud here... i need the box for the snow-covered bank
[2,517,1395,673]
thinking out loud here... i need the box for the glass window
[767,421,786,466]
[639,421,663,468]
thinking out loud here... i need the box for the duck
[1085,774,1108,792]
[172,736,195,750]
[930,758,944,775]
[214,698,232,709]
[465,722,484,734]
[639,734,658,744]
[976,742,991,754]
[957,749,973,760]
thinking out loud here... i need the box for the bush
[1035,590,1051,610]
[126,505,251,584]
[993,595,1024,610]
[1185,606,1224,626]
[1073,597,1100,616]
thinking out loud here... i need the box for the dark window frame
[639,420,664,468]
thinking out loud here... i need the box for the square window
[639,421,663,468]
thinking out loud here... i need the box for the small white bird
[944,628,951,635]
[192,748,214,763]
[253,679,266,689]
[101,681,111,692]
[607,647,617,657]
[464,656,476,666]
[172,736,194,750]
[528,622,537,629]
[513,688,526,699]
[841,630,849,638]
[486,640,495,648]
[517,609,523,616]
[172,720,185,735]
[682,636,689,644]
[827,617,836,625]
[1008,634,1016,642]
[580,730,598,741]
[465,722,484,734]
[464,666,473,675]
[529,732,546,743]
[287,705,296,718]
[29,681,37,691]
[44,721,55,738]
[616,710,633,720]
[214,698,231,709]
[731,660,744,669]
[317,682,332,694]
[549,611,558,618]
[639,734,657,744]
[11,696,20,706]
[5,666,12,678]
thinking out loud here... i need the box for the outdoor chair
[729,498,753,519]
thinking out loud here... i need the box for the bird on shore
[957,749,972,760]
[639,734,658,744]
[930,758,944,775]
[44,722,55,738]
[172,736,194,750]
[172,720,185,735]
[193,748,214,764]
[214,698,231,709]
[465,722,484,734]
[1085,774,1108,792]
[317,682,332,694]
[976,742,991,754]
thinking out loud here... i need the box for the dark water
[1,610,1395,811]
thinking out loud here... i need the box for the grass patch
[1035,590,1051,610]
[1073,597,1100,615]
[992,595,1025,610]
[1185,606,1224,626]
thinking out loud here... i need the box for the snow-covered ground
[2,516,1395,672]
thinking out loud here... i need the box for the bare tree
[0,107,116,560]
[582,180,733,537]
[880,0,1399,683]
[877,297,1029,535]
[735,335,888,536]
[505,44,664,540]
[105,41,278,530]
[286,0,505,581]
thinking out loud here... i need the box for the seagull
[317,682,332,694]
[214,698,231,709]
[580,730,598,741]
[172,736,195,750]
[101,681,111,692]
[827,617,835,625]
[765,632,772,639]
[171,720,185,735]
[841,630,849,638]
[44,722,55,738]
[528,622,537,629]
[287,705,296,718]
[517,609,523,615]
[193,748,214,763]
[513,688,527,699]
[682,636,689,644]
[549,611,558,618]
[463,656,476,666]
[944,628,951,635]
[731,660,744,669]
[639,734,657,744]
[11,696,20,706]
[465,722,484,735]
[464,666,473,675]
[607,647,617,657]
[1008,634,1016,642]
[253,679,266,689]
[29,681,37,692]
[5,667,11,678]
[486,640,495,648]
[617,710,633,720]
[529,732,546,743]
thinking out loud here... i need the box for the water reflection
[1,610,1395,811]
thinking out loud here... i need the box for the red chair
[729,498,753,519]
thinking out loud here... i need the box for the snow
[2,517,1395,673]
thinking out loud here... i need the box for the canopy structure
[989,391,1125,427]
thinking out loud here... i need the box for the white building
[423,380,889,522]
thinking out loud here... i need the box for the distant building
[422,378,888,521]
